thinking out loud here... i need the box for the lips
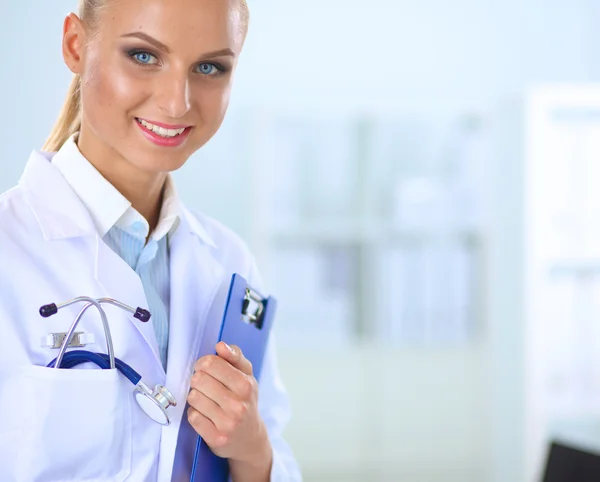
[135,118,192,147]
[136,118,189,138]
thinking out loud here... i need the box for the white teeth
[137,118,186,138]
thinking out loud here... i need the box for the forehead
[95,0,245,53]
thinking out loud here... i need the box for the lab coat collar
[52,134,183,242]
[19,149,97,240]
[19,148,218,249]
[180,207,217,249]
[51,134,132,239]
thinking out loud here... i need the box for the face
[64,0,247,174]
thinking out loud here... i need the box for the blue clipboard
[189,273,277,482]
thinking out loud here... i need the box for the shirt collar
[51,133,181,241]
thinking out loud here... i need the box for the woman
[0,0,301,481]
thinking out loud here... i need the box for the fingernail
[224,342,235,355]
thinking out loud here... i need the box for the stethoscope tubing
[46,350,142,385]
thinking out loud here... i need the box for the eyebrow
[120,32,236,59]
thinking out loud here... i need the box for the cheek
[216,83,233,113]
[194,84,232,134]
[82,60,144,131]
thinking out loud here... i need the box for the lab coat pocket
[9,365,132,482]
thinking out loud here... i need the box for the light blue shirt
[51,134,181,369]
[103,226,171,367]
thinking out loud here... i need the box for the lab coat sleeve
[247,259,303,482]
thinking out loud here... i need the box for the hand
[187,342,272,469]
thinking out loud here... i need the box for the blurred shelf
[268,222,377,244]
[276,338,485,356]
[268,221,482,246]
[549,259,600,276]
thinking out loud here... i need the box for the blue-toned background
[4,1,600,481]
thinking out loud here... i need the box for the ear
[62,13,87,75]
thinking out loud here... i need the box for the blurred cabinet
[523,85,600,482]
[251,111,491,480]
[250,112,489,349]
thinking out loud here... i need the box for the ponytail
[42,74,82,152]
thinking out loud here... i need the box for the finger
[190,369,231,407]
[195,355,239,389]
[191,371,253,415]
[187,389,229,432]
[187,406,225,447]
[215,342,253,376]
[195,353,254,395]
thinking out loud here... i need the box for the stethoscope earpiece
[39,303,58,318]
[134,307,151,322]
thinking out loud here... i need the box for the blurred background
[4,1,600,481]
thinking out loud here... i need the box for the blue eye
[130,51,158,65]
[197,63,220,76]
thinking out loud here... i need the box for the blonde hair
[42,1,110,151]
[43,0,249,152]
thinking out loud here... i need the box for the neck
[77,126,166,232]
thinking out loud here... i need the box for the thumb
[216,341,237,360]
[215,341,253,375]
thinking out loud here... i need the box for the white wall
[0,1,78,192]
[234,0,592,113]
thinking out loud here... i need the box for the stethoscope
[39,297,177,425]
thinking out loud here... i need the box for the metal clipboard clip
[242,287,265,329]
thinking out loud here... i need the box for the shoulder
[0,185,40,244]
[0,184,29,220]
[0,185,46,297]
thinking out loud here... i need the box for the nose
[155,71,191,119]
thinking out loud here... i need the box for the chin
[123,146,187,174]
[139,157,188,174]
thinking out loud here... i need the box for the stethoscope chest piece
[134,382,177,426]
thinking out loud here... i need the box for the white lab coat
[0,150,301,481]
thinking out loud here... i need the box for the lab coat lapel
[157,212,226,481]
[20,150,163,366]
[95,236,162,365]
[19,150,95,240]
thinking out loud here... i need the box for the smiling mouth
[135,118,190,138]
